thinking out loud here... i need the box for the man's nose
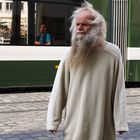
[77,24,83,30]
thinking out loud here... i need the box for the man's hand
[116,131,127,135]
[49,130,57,134]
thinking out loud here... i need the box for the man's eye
[82,23,91,26]
[77,23,88,26]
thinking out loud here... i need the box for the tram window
[0,0,81,46]
[35,2,75,46]
[0,1,12,45]
[0,0,27,45]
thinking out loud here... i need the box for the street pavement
[0,88,139,140]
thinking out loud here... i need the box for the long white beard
[69,26,105,66]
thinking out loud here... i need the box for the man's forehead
[76,11,95,21]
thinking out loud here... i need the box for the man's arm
[113,48,128,133]
[47,52,70,133]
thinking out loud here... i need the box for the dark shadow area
[0,129,63,140]
[126,82,140,88]
[0,86,52,94]
[0,82,140,94]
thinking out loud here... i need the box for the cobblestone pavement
[0,88,139,140]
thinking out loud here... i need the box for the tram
[0,0,139,92]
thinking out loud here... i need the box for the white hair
[70,1,107,40]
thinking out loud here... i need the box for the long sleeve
[47,53,70,130]
[113,49,129,132]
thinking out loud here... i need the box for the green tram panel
[127,0,140,82]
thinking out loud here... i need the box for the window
[0,1,84,45]
[0,2,2,10]
[35,2,75,46]
[6,2,13,11]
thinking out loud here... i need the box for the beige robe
[47,42,128,140]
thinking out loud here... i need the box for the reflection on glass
[0,0,12,44]
[0,0,81,46]
[0,0,27,45]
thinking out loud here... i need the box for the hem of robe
[116,124,129,132]
[47,124,59,130]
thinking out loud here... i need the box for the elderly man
[47,1,128,140]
